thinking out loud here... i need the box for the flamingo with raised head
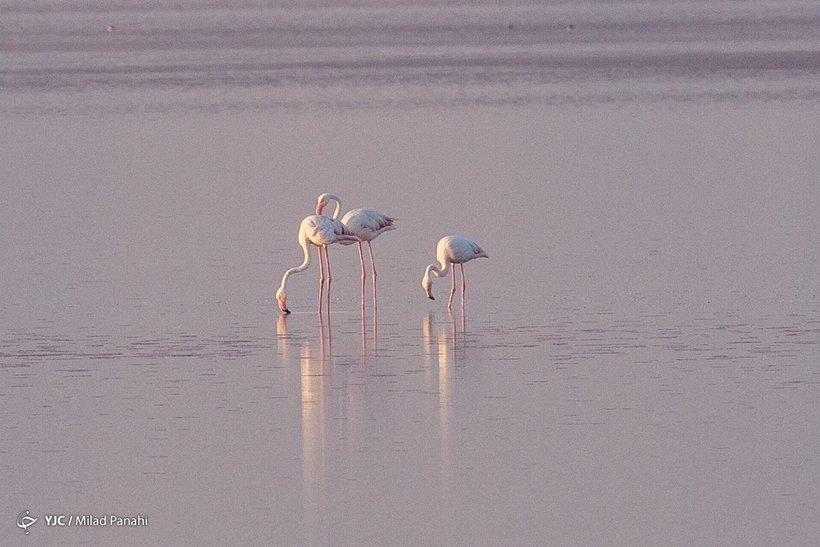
[316,193,396,301]
[422,235,488,309]
[276,214,359,314]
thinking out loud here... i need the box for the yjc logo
[17,510,37,535]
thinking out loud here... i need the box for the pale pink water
[2,2,820,546]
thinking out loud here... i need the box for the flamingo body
[341,207,397,243]
[422,235,488,308]
[301,214,359,248]
[316,194,396,302]
[276,214,359,314]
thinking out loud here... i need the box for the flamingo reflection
[300,336,327,538]
[276,293,387,536]
[276,309,333,532]
[422,313,457,496]
[358,293,379,365]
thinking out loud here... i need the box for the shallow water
[2,2,820,546]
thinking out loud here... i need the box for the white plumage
[276,214,359,314]
[316,193,396,286]
[341,207,397,244]
[422,235,488,309]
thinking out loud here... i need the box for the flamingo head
[422,265,436,300]
[422,280,434,300]
[315,194,328,215]
[276,289,290,314]
[316,193,342,217]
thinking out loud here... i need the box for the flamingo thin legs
[446,264,467,310]
[448,265,456,308]
[316,246,334,315]
[356,241,380,311]
[356,243,367,282]
[367,241,377,280]
[316,247,325,314]
[368,241,378,309]
[460,263,466,303]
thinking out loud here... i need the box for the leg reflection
[300,338,327,544]
[422,313,452,497]
[358,285,378,365]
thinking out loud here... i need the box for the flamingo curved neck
[424,261,450,283]
[330,199,341,220]
[278,236,312,294]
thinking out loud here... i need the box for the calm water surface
[2,1,820,546]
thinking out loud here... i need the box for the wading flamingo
[422,235,488,309]
[276,214,359,314]
[316,193,396,302]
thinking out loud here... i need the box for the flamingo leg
[367,241,377,280]
[460,263,466,309]
[355,241,367,313]
[447,264,456,309]
[361,284,368,316]
[324,246,332,315]
[356,242,367,281]
[317,246,325,284]
[324,246,332,284]
[367,241,378,310]
[317,246,325,315]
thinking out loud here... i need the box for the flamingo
[422,235,488,309]
[315,193,396,295]
[276,214,359,314]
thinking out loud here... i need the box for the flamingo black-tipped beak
[282,308,291,315]
[428,295,435,300]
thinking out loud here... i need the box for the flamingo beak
[424,285,434,300]
[277,294,290,314]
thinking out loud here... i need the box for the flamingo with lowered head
[276,214,359,314]
[422,235,488,309]
[315,193,396,286]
